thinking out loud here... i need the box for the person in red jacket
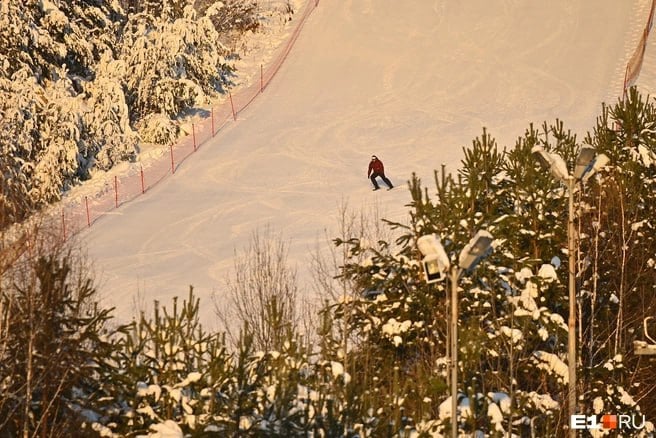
[367,155,393,191]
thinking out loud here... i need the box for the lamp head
[458,230,493,271]
[581,153,610,183]
[532,145,570,182]
[574,146,596,180]
[417,234,450,283]
[422,254,447,284]
[531,145,551,170]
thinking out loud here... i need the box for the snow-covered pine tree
[92,287,327,436]
[0,0,127,224]
[95,289,234,435]
[79,51,138,174]
[0,69,40,226]
[197,0,260,49]
[578,87,656,428]
[330,175,455,435]
[33,66,83,198]
[0,0,121,83]
[120,4,232,144]
[482,123,578,436]
[121,0,191,20]
[0,66,79,213]
[328,123,625,436]
[431,125,575,435]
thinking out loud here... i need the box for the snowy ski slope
[84,0,650,326]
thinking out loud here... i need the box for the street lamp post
[532,145,609,437]
[566,174,577,432]
[449,266,460,438]
[418,230,493,438]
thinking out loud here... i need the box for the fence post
[170,144,175,174]
[211,107,215,136]
[140,165,145,194]
[114,175,119,208]
[229,92,237,121]
[192,123,197,151]
[85,196,91,227]
[61,210,66,241]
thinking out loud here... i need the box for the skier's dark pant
[370,172,393,189]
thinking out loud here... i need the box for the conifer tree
[0,67,80,214]
[578,87,656,423]
[0,0,127,224]
[329,122,643,435]
[0,228,119,436]
[79,51,138,174]
[0,0,121,82]
[120,4,231,143]
[95,289,234,434]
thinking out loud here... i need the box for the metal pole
[451,267,459,438]
[444,271,451,434]
[567,176,577,437]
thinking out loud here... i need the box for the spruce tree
[578,87,656,423]
[0,229,120,436]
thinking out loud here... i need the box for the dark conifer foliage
[330,89,656,435]
[0,228,119,436]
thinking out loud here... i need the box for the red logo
[601,414,618,430]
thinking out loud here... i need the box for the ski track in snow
[82,0,651,328]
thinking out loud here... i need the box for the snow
[593,396,605,414]
[515,267,533,283]
[146,420,183,438]
[330,361,351,384]
[618,386,638,407]
[382,318,412,338]
[549,313,568,331]
[509,280,540,316]
[438,396,455,421]
[525,391,559,412]
[136,382,162,401]
[537,264,559,283]
[637,144,655,166]
[500,326,523,344]
[488,392,511,413]
[532,350,569,384]
[487,402,505,433]
[79,0,653,326]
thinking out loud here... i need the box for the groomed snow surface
[83,0,651,327]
